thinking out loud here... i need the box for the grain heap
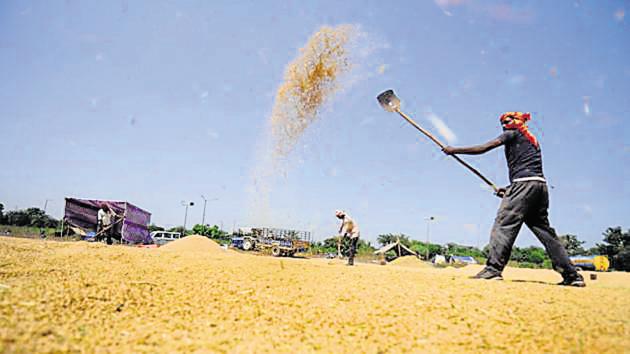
[1,237,629,352]
[389,255,433,267]
[159,235,223,253]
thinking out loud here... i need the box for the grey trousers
[348,237,359,265]
[486,181,577,276]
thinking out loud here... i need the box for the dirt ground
[1,236,629,353]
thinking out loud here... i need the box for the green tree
[558,234,586,256]
[0,203,5,224]
[445,243,484,258]
[3,207,57,228]
[597,227,630,271]
[168,226,186,235]
[377,233,411,247]
[208,225,228,240]
[192,224,210,236]
[316,236,374,256]
[148,224,165,232]
[192,224,229,241]
[523,246,546,264]
[408,240,444,260]
[5,210,30,226]
[322,236,343,253]
[614,247,630,272]
[585,246,600,256]
[505,246,548,267]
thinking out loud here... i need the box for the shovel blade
[377,89,400,112]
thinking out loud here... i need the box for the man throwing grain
[442,112,585,287]
[335,210,360,266]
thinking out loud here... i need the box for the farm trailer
[231,227,311,257]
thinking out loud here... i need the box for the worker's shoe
[471,267,503,280]
[558,273,586,287]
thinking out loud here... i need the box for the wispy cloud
[426,112,457,144]
[434,0,468,8]
[206,129,219,139]
[463,223,478,234]
[434,0,468,16]
[434,1,534,24]
[508,74,526,86]
[486,4,534,24]
[614,9,625,22]
[582,96,591,116]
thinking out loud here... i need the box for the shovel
[377,89,500,195]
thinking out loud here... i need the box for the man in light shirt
[335,210,360,266]
[97,204,118,245]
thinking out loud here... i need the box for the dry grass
[1,236,629,353]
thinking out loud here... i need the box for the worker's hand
[442,146,456,155]
[495,187,507,198]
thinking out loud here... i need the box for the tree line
[0,203,58,228]
[3,202,628,270]
[309,228,630,271]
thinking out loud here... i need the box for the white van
[150,231,182,246]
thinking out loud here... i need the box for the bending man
[443,112,584,287]
[335,210,360,266]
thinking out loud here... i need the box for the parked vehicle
[231,227,311,257]
[150,231,182,246]
[570,255,610,272]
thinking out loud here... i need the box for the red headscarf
[500,111,538,148]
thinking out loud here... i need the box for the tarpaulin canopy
[64,198,152,244]
[374,239,417,258]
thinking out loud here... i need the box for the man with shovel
[442,112,585,287]
[335,210,360,266]
[97,204,119,245]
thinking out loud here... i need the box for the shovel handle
[395,109,500,193]
[396,109,446,149]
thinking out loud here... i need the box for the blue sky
[1,0,628,248]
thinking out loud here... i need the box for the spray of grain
[271,25,356,160]
[248,25,358,224]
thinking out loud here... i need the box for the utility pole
[43,199,51,214]
[200,195,207,226]
[181,201,194,233]
[41,199,52,238]
[200,195,218,226]
[425,216,435,261]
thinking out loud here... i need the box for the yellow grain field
[1,236,629,353]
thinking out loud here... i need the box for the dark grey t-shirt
[498,130,544,182]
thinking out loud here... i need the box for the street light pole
[200,195,207,226]
[43,199,51,214]
[425,216,435,261]
[200,195,218,227]
[181,201,194,233]
[41,199,52,238]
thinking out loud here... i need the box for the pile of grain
[159,235,223,253]
[389,255,433,267]
[2,237,629,352]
